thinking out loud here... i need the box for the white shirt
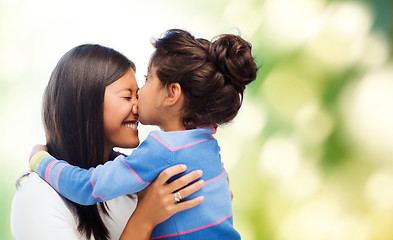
[11,172,137,240]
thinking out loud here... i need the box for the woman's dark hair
[150,29,258,129]
[43,44,135,240]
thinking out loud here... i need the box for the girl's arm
[29,136,172,205]
[120,165,205,240]
[30,151,143,205]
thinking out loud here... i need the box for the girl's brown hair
[150,29,258,129]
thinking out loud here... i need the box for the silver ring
[174,192,182,203]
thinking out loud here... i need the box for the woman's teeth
[124,122,138,129]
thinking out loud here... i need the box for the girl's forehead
[147,64,158,74]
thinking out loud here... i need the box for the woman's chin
[120,141,140,149]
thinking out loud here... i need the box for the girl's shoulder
[147,128,215,150]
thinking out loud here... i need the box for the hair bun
[210,34,257,91]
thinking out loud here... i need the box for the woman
[10,44,204,240]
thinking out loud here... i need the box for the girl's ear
[164,83,183,106]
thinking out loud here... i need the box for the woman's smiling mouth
[123,121,138,130]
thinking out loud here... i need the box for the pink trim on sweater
[55,164,70,193]
[150,213,233,239]
[150,133,213,152]
[204,169,226,185]
[121,156,151,185]
[211,125,217,134]
[45,160,57,184]
[90,169,106,201]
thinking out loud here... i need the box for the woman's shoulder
[11,172,138,240]
[104,194,138,239]
[13,172,66,204]
[11,172,81,239]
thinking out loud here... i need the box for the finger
[156,164,187,184]
[169,170,203,192]
[175,196,204,212]
[174,179,204,201]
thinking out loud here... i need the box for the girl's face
[137,66,167,128]
[103,68,140,150]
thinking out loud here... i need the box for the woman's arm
[120,164,204,240]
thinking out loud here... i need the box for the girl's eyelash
[144,75,147,81]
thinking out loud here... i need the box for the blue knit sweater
[31,127,240,240]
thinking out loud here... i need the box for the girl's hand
[29,145,47,162]
[120,165,204,240]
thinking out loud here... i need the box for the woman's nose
[131,101,138,114]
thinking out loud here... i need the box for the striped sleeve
[30,134,172,206]
[30,151,52,171]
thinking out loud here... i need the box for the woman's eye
[123,97,132,100]
[144,75,148,81]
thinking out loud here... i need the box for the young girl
[30,29,258,239]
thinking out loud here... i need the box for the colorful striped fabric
[33,127,240,240]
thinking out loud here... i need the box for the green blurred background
[1,0,393,239]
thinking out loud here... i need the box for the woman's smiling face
[103,68,140,150]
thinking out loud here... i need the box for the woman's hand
[227,172,234,201]
[223,162,234,200]
[137,164,204,224]
[120,165,204,240]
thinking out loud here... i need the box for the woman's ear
[164,83,183,106]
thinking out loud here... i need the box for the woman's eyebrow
[117,88,135,94]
